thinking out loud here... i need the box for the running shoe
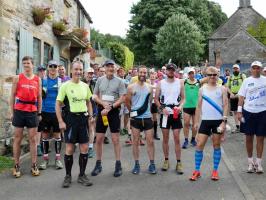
[211,170,219,181]
[189,171,201,181]
[162,160,170,171]
[62,175,72,188]
[39,159,49,170]
[255,164,264,174]
[247,162,255,173]
[140,139,145,146]
[55,159,63,170]
[88,148,95,158]
[182,140,189,149]
[12,164,21,178]
[190,139,197,147]
[91,164,102,176]
[148,163,157,174]
[31,163,40,176]
[132,164,140,175]
[114,163,122,177]
[125,136,132,145]
[77,174,93,186]
[176,162,184,175]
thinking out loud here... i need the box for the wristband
[237,106,243,113]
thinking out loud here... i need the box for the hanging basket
[53,28,64,36]
[33,15,45,26]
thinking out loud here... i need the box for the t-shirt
[238,76,266,113]
[42,76,61,113]
[57,81,92,113]
[93,75,126,102]
[227,73,246,94]
[184,79,200,108]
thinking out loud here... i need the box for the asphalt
[1,116,264,200]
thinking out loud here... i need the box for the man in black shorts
[126,66,157,174]
[56,61,93,188]
[91,60,126,177]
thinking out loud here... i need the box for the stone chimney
[239,0,251,8]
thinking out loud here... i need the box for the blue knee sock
[195,150,203,171]
[213,148,221,171]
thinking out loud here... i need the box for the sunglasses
[49,65,58,68]
[207,74,217,77]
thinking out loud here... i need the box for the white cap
[179,70,184,74]
[85,68,94,73]
[232,64,240,69]
[263,67,266,71]
[251,61,262,68]
[187,67,195,74]
[161,66,166,70]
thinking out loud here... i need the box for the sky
[80,0,266,37]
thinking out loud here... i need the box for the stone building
[209,0,266,71]
[0,0,92,154]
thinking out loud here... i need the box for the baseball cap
[161,66,166,70]
[166,63,177,70]
[251,61,262,68]
[232,64,240,69]
[48,60,58,66]
[104,60,115,66]
[37,65,46,71]
[187,67,195,74]
[84,68,94,73]
[179,70,184,74]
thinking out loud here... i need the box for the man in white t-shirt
[237,61,266,174]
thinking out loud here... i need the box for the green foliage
[248,19,266,45]
[52,21,67,32]
[108,42,134,70]
[0,156,14,172]
[127,0,227,66]
[154,14,204,66]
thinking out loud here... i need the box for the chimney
[239,0,251,8]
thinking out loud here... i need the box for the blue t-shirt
[195,74,203,80]
[42,76,61,113]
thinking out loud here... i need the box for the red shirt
[14,73,39,112]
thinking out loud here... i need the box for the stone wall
[0,0,91,155]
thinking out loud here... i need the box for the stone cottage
[0,0,92,154]
[209,0,266,72]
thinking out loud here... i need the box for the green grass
[0,156,14,172]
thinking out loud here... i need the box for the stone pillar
[239,0,251,8]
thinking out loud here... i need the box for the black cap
[37,65,46,71]
[104,60,115,66]
[166,63,177,70]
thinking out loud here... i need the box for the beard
[233,71,239,76]
[138,75,146,82]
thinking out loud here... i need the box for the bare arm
[56,100,64,123]
[113,95,125,108]
[194,88,203,127]
[9,76,18,118]
[222,86,229,117]
[87,100,93,116]
[179,80,185,109]
[154,82,161,108]
[125,85,133,112]
[37,77,42,114]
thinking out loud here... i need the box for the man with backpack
[227,64,246,133]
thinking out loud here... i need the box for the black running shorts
[198,120,223,136]
[130,118,153,132]
[38,112,60,133]
[12,110,38,128]
[96,107,120,134]
[159,114,183,130]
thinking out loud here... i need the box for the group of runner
[10,56,266,188]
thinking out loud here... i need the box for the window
[33,38,41,68]
[77,8,84,28]
[43,43,51,66]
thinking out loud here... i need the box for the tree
[154,14,204,66]
[127,0,227,66]
[248,19,266,45]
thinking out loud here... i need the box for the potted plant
[32,6,53,25]
[52,20,67,36]
[71,28,89,42]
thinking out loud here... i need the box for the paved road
[0,124,248,200]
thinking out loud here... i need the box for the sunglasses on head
[49,65,58,68]
[207,74,217,77]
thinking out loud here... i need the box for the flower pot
[33,15,45,26]
[53,28,63,36]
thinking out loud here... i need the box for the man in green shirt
[227,64,246,133]
[182,68,200,149]
[56,61,93,188]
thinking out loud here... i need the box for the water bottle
[102,115,108,126]
[173,107,179,119]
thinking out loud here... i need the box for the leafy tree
[127,0,227,66]
[248,19,266,45]
[154,14,204,66]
